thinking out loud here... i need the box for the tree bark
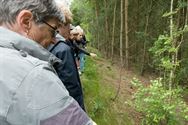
[120,0,124,65]
[169,0,174,89]
[111,1,117,61]
[95,0,100,50]
[125,0,129,68]
[104,0,109,58]
[140,0,153,76]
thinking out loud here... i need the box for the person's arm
[78,48,97,57]
[79,48,90,56]
[73,42,97,57]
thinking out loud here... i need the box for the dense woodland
[71,0,188,124]
[71,0,188,86]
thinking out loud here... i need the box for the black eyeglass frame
[42,20,59,38]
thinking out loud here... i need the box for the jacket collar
[0,27,60,63]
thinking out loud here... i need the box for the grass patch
[81,56,133,125]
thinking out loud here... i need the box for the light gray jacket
[0,27,93,125]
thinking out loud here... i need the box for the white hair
[75,26,84,34]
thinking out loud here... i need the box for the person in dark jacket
[72,26,97,74]
[48,5,86,110]
[77,35,87,73]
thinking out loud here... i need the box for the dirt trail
[93,57,155,124]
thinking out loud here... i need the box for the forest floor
[95,57,154,124]
[82,54,157,125]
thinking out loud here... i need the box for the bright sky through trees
[55,0,72,7]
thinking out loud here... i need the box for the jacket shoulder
[0,48,55,120]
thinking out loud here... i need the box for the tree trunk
[111,1,117,61]
[125,0,129,68]
[185,0,188,24]
[140,0,153,76]
[169,0,174,90]
[104,0,109,58]
[135,0,140,64]
[95,0,100,50]
[120,0,124,65]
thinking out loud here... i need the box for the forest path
[92,57,155,124]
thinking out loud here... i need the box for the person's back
[49,37,85,110]
[48,4,86,110]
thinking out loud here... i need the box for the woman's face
[28,18,59,48]
[75,32,83,41]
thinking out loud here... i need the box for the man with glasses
[0,0,96,125]
[48,5,86,111]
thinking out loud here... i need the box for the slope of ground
[81,55,155,125]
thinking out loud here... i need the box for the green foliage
[81,57,119,124]
[70,0,188,86]
[71,0,96,42]
[71,0,91,25]
[178,1,188,8]
[149,19,188,84]
[132,78,188,125]
[149,35,178,72]
[177,59,188,84]
[81,53,133,125]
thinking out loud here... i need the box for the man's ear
[16,10,33,33]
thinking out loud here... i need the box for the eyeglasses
[42,20,59,38]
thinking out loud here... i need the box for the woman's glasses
[42,20,59,38]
